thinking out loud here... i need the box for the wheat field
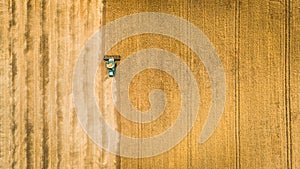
[0,0,299,168]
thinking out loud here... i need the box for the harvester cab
[103,55,121,77]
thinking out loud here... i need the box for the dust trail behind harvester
[100,77,120,168]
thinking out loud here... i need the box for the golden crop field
[0,0,299,168]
